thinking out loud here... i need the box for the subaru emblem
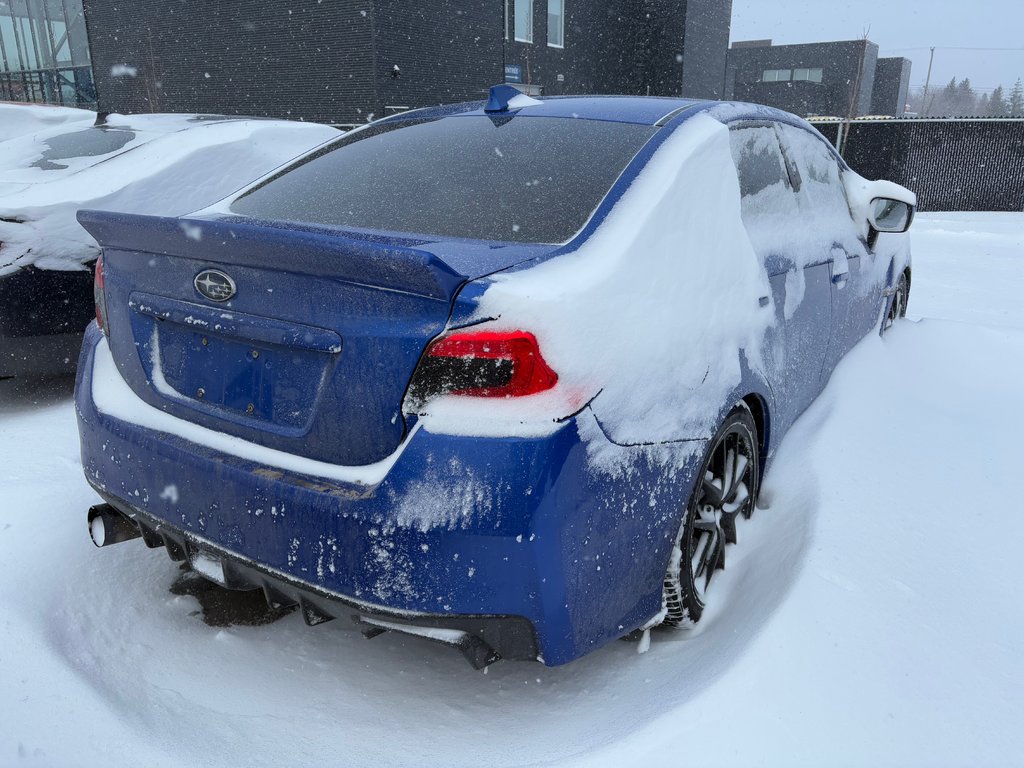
[194,269,236,302]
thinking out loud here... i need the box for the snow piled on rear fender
[476,114,772,457]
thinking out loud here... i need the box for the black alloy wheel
[884,273,909,331]
[662,404,760,628]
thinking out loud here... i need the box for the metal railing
[0,65,96,107]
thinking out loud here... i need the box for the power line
[882,46,1024,53]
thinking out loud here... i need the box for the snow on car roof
[0,116,340,275]
[385,95,712,127]
[383,96,832,134]
[476,95,708,125]
[0,102,96,143]
[0,114,279,182]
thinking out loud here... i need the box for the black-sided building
[726,38,911,118]
[870,55,912,115]
[82,0,732,125]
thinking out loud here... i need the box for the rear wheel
[662,404,759,627]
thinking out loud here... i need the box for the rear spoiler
[76,210,467,301]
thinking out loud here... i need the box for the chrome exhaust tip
[88,503,142,547]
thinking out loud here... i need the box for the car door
[776,124,874,376]
[727,123,832,435]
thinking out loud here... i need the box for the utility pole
[920,46,936,116]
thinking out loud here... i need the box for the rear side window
[230,116,657,244]
[729,125,793,201]
[728,125,802,261]
[777,124,853,218]
[776,124,865,253]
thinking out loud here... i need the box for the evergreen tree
[977,92,990,116]
[989,85,1008,117]
[933,77,959,115]
[1009,79,1024,117]
[921,76,1024,117]
[954,78,978,116]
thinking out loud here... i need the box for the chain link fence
[810,118,1024,212]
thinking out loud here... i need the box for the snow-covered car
[0,113,340,378]
[0,102,95,143]
[75,88,914,667]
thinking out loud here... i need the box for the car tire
[884,272,909,331]
[661,403,760,628]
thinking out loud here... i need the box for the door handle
[832,272,849,285]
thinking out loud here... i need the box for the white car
[0,102,95,143]
[0,113,340,378]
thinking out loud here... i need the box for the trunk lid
[79,211,549,467]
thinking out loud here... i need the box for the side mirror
[868,197,914,233]
[842,174,916,240]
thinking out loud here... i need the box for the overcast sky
[730,0,1024,94]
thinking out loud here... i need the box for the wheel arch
[740,392,770,475]
[659,392,766,628]
[724,356,774,472]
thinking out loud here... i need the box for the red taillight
[408,330,558,403]
[93,253,108,333]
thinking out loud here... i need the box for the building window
[514,0,533,43]
[765,68,823,84]
[793,67,823,83]
[762,69,792,83]
[547,0,564,47]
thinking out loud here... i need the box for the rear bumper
[91,496,537,668]
[76,323,706,665]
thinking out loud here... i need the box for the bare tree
[838,27,870,154]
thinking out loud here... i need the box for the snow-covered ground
[1,211,1022,767]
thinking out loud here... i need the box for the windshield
[230,116,657,243]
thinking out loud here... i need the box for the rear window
[230,115,657,243]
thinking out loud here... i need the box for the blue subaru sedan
[75,87,914,667]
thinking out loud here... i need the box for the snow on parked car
[0,113,340,378]
[0,101,95,143]
[75,87,915,667]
